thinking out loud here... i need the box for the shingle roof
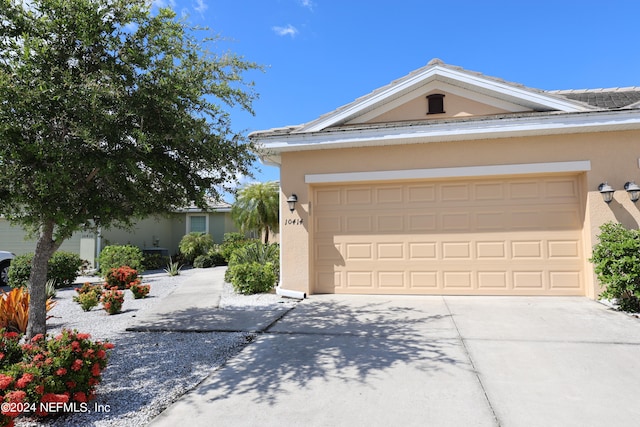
[550,88,640,109]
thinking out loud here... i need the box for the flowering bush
[72,283,102,312]
[129,282,150,299]
[100,288,124,315]
[0,329,114,426]
[104,266,139,290]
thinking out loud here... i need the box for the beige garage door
[312,175,585,295]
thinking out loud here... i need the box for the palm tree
[232,181,279,244]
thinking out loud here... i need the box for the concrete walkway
[127,268,291,333]
[145,291,640,427]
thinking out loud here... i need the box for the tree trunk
[26,220,59,338]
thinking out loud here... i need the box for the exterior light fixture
[624,181,640,203]
[287,194,298,212]
[598,182,615,204]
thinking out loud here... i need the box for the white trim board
[305,161,591,184]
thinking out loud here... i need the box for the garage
[312,174,585,295]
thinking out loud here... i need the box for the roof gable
[296,59,594,133]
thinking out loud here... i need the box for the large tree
[232,181,279,244]
[0,0,260,337]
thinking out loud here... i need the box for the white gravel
[15,267,298,427]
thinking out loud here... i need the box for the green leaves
[231,181,279,244]
[1,0,261,335]
[0,0,260,235]
[590,222,640,311]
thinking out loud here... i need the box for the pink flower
[55,367,67,376]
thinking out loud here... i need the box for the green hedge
[229,262,277,295]
[8,251,83,288]
[98,245,143,274]
[590,222,640,311]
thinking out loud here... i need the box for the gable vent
[427,93,445,114]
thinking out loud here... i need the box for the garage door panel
[313,176,585,295]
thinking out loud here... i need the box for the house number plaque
[285,218,303,226]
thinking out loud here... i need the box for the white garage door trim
[305,160,591,184]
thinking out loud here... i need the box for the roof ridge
[550,86,640,94]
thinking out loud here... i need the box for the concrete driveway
[149,295,640,427]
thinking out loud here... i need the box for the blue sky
[158,0,640,199]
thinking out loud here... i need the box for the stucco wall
[277,130,640,297]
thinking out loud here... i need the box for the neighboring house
[250,59,640,299]
[0,202,237,266]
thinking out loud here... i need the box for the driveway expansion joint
[443,296,502,427]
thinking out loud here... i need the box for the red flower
[16,373,34,389]
[91,363,102,377]
[55,367,67,376]
[73,391,87,402]
[0,353,4,361]
[71,359,83,371]
[44,357,53,365]
[35,385,44,395]
[31,333,44,342]
[66,381,76,389]
[3,332,18,339]
[71,341,81,351]
[104,343,115,350]
[76,333,91,340]
[0,374,13,390]
[88,377,99,386]
[96,349,107,359]
[41,393,69,403]
[6,390,26,403]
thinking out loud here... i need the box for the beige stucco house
[0,202,237,266]
[250,59,640,299]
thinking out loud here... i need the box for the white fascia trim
[348,80,530,125]
[299,66,590,132]
[260,110,640,152]
[305,161,591,184]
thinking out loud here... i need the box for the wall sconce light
[624,181,640,202]
[598,182,615,204]
[287,194,298,212]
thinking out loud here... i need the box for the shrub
[226,242,279,283]
[98,245,143,274]
[0,289,56,333]
[7,254,32,289]
[590,222,640,311]
[100,287,125,315]
[143,253,169,271]
[229,262,277,295]
[73,283,102,312]
[48,252,83,288]
[105,266,139,290]
[219,232,254,262]
[207,246,227,265]
[193,254,215,269]
[7,251,82,289]
[179,232,214,264]
[129,282,150,299]
[0,329,114,425]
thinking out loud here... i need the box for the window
[427,94,445,115]
[187,215,208,233]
